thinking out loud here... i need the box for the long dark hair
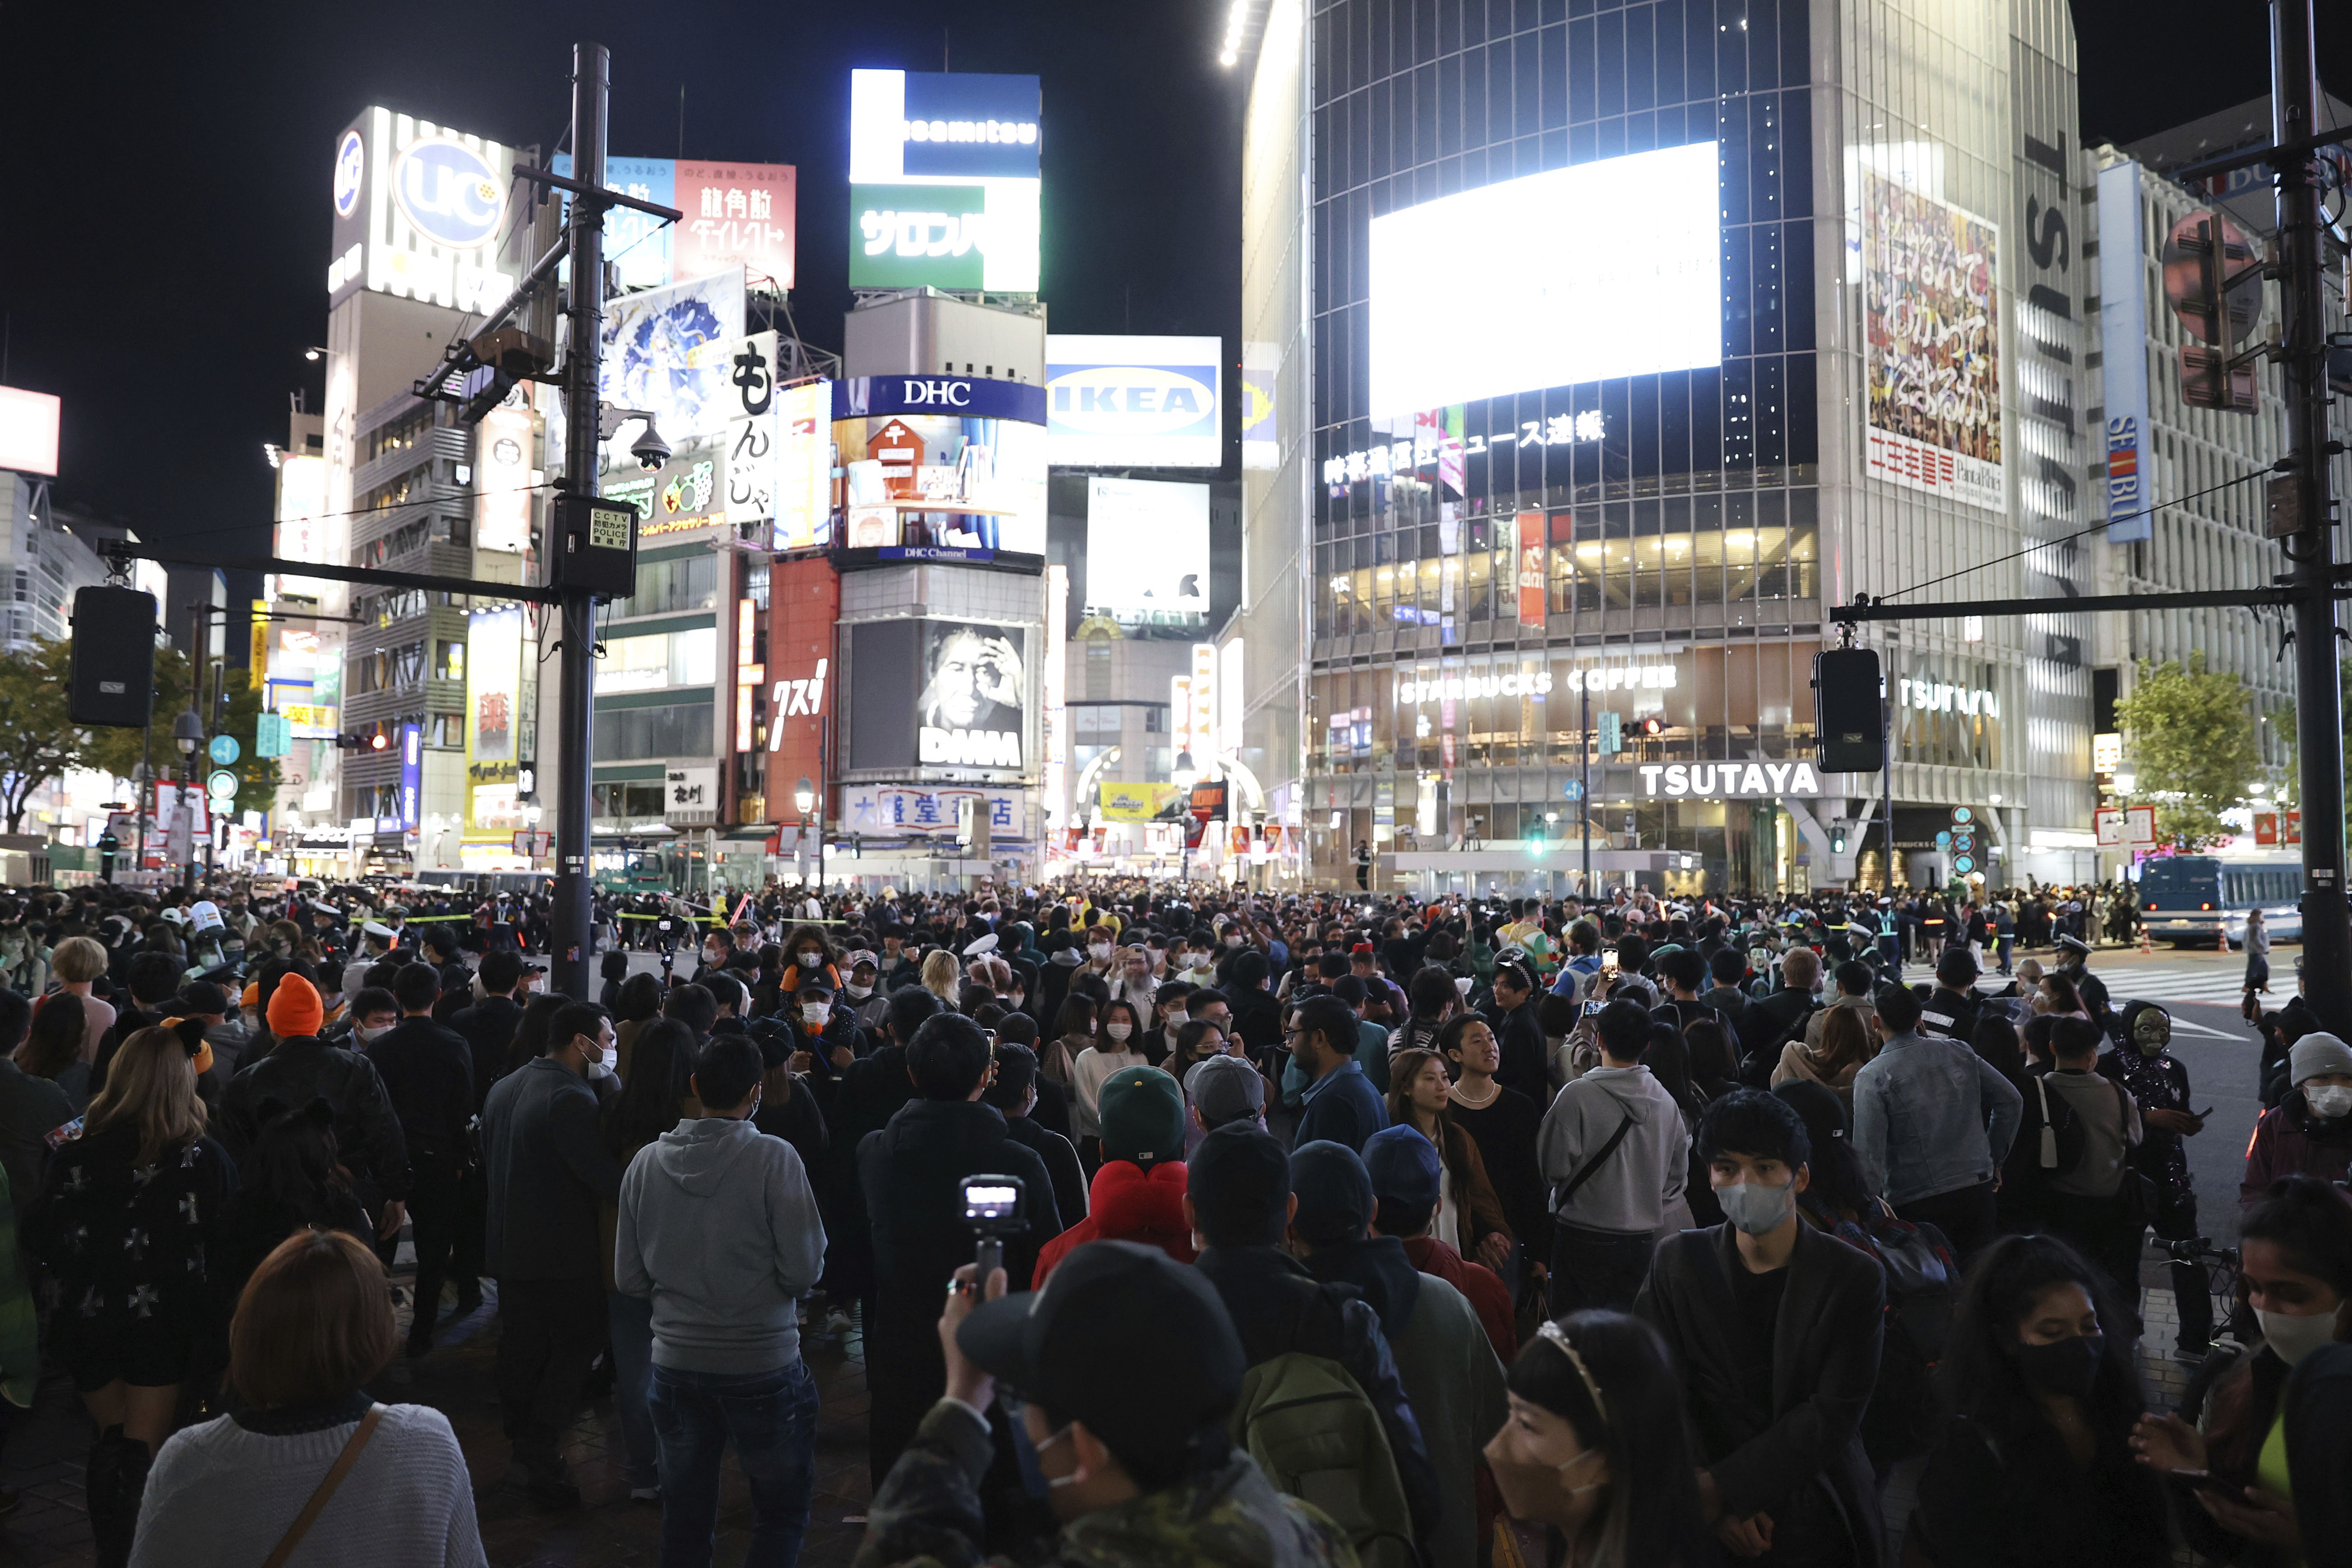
[1937,1233,2145,1437]
[1506,1311,1710,1568]
[604,1019,696,1158]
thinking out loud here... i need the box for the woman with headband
[1482,1312,1709,1568]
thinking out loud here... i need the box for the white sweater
[130,1402,486,1568]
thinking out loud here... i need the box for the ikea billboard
[1044,335,1222,469]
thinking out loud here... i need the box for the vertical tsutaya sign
[773,379,833,550]
[1516,511,1547,627]
[2096,159,2153,544]
[1860,172,2004,510]
[474,402,535,554]
[725,332,780,529]
[328,107,517,311]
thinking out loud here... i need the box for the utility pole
[552,41,609,1002]
[1579,681,1591,897]
[2272,0,2350,1033]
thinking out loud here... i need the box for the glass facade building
[1242,0,2099,894]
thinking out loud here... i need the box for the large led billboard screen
[554,155,797,292]
[1367,141,1721,416]
[1085,478,1209,616]
[847,617,1031,779]
[847,69,1040,293]
[833,375,1047,562]
[1045,336,1222,469]
[0,386,60,478]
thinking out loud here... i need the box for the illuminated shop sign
[1640,761,1823,799]
[1323,411,1605,488]
[1396,660,1681,707]
[1898,678,1999,717]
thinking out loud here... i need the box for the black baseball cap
[956,1240,1244,1473]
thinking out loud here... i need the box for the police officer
[2053,933,2113,1035]
[1918,946,1984,1044]
[2102,1000,2212,1358]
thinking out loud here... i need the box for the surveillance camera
[630,416,671,471]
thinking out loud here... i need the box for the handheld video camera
[958,1172,1028,1283]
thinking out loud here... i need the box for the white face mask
[355,1023,393,1045]
[1166,1009,1188,1029]
[802,1002,831,1026]
[1224,934,1244,948]
[2305,1085,2352,1120]
[844,983,873,1001]
[797,952,822,969]
[2256,1306,2339,1367]
[1089,943,1112,961]
[1107,1022,1132,1043]
[1715,1176,1798,1236]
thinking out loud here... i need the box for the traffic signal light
[1813,647,1884,772]
[369,731,390,751]
[334,733,364,752]
[1639,715,1663,737]
[2162,209,2263,411]
[1832,828,1849,854]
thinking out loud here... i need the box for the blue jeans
[608,1292,658,1489]
[649,1359,820,1568]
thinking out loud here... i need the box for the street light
[794,776,815,890]
[1172,751,1198,883]
[170,710,204,891]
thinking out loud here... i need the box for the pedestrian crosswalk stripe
[1898,964,2260,1009]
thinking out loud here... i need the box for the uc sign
[391,137,505,249]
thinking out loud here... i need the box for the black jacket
[449,994,526,1109]
[1002,1114,1088,1233]
[365,1016,476,1172]
[1738,986,1817,1063]
[857,1098,1062,1315]
[1195,1244,1443,1551]
[1919,985,1983,1046]
[218,1036,412,1202]
[479,1055,621,1281]
[1494,998,1549,1106]
[1636,1222,1886,1566]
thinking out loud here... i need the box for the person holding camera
[860,1240,1355,1568]
[857,1013,1063,1488]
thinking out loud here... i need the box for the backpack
[1228,1353,1417,1568]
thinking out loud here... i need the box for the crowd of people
[0,874,2339,1568]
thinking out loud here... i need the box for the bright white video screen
[1368,141,1721,415]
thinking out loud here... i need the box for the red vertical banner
[1516,510,1547,627]
[766,557,840,827]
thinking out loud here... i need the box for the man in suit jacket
[1637,1088,1885,1567]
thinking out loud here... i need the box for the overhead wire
[1872,469,2275,603]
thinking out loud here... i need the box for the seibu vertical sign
[766,556,840,825]
[1516,512,1547,627]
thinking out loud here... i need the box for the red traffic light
[1640,716,1663,736]
[369,732,390,751]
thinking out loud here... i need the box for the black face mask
[2016,1333,2104,1399]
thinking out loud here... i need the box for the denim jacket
[1851,1029,2023,1207]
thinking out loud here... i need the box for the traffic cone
[2140,923,2153,956]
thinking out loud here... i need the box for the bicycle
[2162,1236,2248,1420]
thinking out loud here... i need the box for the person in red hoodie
[1033,1065,1194,1283]
[1362,1122,1517,1363]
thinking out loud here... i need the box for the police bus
[2136,853,2303,949]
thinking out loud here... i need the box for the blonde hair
[50,936,108,985]
[85,1025,207,1166]
[921,949,961,1003]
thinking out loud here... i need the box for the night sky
[0,0,2341,568]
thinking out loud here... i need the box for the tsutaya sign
[1898,677,2000,717]
[1641,761,1822,799]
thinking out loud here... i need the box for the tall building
[2085,97,2352,867]
[1239,0,2099,895]
[4,485,117,650]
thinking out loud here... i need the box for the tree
[78,644,187,787]
[0,640,84,834]
[2114,654,2265,851]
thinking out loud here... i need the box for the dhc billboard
[1045,334,1222,469]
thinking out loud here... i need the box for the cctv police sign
[1045,335,1223,469]
[835,375,1049,426]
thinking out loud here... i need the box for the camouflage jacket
[856,1399,1362,1568]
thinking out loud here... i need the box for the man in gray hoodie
[617,1034,828,1568]
[1535,997,1688,1313]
